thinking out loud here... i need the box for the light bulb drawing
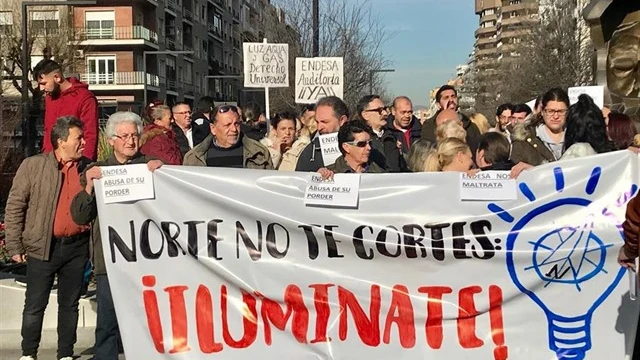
[488,166,637,360]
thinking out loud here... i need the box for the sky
[371,0,478,107]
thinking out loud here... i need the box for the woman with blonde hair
[436,120,467,143]
[424,137,474,172]
[407,139,435,172]
[470,113,491,134]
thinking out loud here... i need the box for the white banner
[243,42,289,88]
[295,57,344,103]
[95,151,640,360]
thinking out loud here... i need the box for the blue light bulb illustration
[489,167,634,360]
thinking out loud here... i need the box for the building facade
[1,0,277,123]
[472,0,539,106]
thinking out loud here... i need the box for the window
[482,9,495,16]
[201,5,206,22]
[0,11,13,34]
[509,0,521,4]
[85,11,115,39]
[30,11,58,35]
[184,62,192,84]
[214,14,221,33]
[86,56,116,84]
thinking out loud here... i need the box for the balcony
[80,71,159,90]
[501,15,537,27]
[166,0,177,13]
[232,10,240,24]
[184,83,194,97]
[475,26,496,37]
[183,8,193,23]
[476,47,497,56]
[212,0,224,10]
[475,36,495,46]
[480,13,497,23]
[77,26,159,48]
[502,1,538,14]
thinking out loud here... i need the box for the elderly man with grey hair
[70,111,162,360]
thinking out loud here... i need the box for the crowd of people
[4,59,640,360]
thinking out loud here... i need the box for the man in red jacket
[34,60,99,160]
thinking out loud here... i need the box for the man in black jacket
[385,96,421,156]
[295,96,348,172]
[421,85,481,154]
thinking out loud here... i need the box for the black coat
[480,160,515,171]
[171,124,209,158]
[295,135,324,172]
[385,116,422,155]
[370,130,408,172]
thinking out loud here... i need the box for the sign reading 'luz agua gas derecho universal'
[94,152,639,360]
[243,42,289,88]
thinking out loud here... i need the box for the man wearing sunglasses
[183,105,273,169]
[317,120,385,178]
[355,94,407,172]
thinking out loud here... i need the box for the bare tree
[0,2,84,109]
[262,0,392,112]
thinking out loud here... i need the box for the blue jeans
[94,274,120,360]
[21,236,89,359]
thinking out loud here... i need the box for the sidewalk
[0,327,112,360]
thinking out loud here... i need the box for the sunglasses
[345,140,372,148]
[364,107,387,115]
[217,105,238,114]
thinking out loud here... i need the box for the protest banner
[243,42,289,88]
[95,151,640,360]
[295,57,344,103]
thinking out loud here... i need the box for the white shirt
[184,127,193,149]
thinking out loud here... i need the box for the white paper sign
[304,173,360,208]
[243,42,289,88]
[295,57,344,104]
[526,98,536,111]
[318,132,341,165]
[99,164,155,204]
[460,171,517,201]
[568,85,604,109]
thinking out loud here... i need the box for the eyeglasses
[345,140,372,148]
[544,109,567,116]
[173,111,192,116]
[364,107,387,115]
[217,105,238,114]
[113,133,140,142]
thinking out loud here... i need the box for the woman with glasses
[139,103,183,165]
[353,95,407,172]
[510,87,570,166]
[317,120,386,178]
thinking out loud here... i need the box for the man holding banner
[70,111,162,360]
[183,105,273,169]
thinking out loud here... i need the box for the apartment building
[472,0,539,104]
[0,0,274,121]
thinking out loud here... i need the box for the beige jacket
[183,134,274,169]
[260,135,311,171]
